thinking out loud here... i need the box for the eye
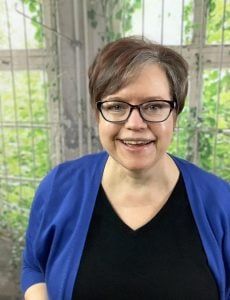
[143,102,164,111]
[103,102,127,113]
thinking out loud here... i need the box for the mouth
[117,139,155,147]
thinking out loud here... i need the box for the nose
[125,108,147,130]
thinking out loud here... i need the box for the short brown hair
[88,36,188,114]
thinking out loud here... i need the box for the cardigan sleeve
[20,167,58,294]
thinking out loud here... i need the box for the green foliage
[88,0,229,181]
[119,0,142,34]
[183,0,194,44]
[0,1,8,47]
[1,0,229,276]
[170,69,230,180]
[201,69,230,179]
[88,0,141,42]
[0,70,51,268]
[0,199,29,268]
[206,0,230,43]
[21,0,44,46]
[88,9,98,28]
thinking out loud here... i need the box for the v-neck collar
[96,173,182,235]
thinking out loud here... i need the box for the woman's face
[97,64,176,173]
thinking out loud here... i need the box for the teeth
[122,140,151,145]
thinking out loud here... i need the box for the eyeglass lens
[98,100,174,123]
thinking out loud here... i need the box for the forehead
[104,64,171,101]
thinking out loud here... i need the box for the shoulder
[53,151,107,174]
[39,151,107,187]
[31,151,108,210]
[172,155,230,213]
[172,155,229,191]
[60,150,108,168]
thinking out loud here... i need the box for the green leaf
[116,9,122,21]
[91,20,98,28]
[88,9,96,20]
[29,2,37,12]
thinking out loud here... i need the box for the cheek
[98,119,118,141]
[98,119,108,135]
[153,118,174,135]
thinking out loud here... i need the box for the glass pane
[206,0,230,44]
[169,104,190,157]
[1,126,50,179]
[125,0,194,45]
[215,133,230,181]
[33,128,51,178]
[200,68,230,180]
[2,127,21,177]
[0,0,45,49]
[202,69,229,130]
[0,71,49,123]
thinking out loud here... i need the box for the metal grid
[83,0,230,180]
[0,0,229,210]
[119,0,230,178]
[0,0,60,213]
[0,0,229,296]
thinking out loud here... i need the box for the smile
[118,139,154,146]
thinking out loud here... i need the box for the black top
[72,174,219,299]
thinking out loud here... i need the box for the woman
[21,37,230,300]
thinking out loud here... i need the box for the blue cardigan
[21,152,230,300]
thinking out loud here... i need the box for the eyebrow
[104,96,170,102]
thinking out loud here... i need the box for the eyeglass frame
[96,99,177,124]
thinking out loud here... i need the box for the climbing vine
[21,0,44,45]
[0,0,229,285]
[88,0,141,42]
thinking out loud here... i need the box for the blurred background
[0,0,229,298]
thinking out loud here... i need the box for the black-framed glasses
[96,100,177,123]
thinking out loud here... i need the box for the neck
[102,154,179,190]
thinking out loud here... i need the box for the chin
[120,160,156,173]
